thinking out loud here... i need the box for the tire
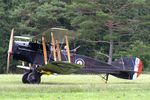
[27,72,41,84]
[22,72,30,84]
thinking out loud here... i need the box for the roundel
[75,58,85,65]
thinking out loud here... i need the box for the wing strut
[42,36,47,64]
[51,32,57,61]
[56,40,61,61]
[65,35,71,63]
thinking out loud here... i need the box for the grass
[0,74,150,100]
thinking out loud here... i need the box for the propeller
[6,28,14,73]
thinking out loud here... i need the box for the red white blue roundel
[75,58,85,65]
[132,57,143,80]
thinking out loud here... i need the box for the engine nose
[12,41,36,64]
[12,42,19,55]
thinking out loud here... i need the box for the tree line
[0,0,149,73]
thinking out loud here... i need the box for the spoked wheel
[27,72,41,84]
[22,72,30,84]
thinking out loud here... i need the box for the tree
[0,0,149,73]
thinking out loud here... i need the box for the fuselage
[12,41,143,80]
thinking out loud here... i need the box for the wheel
[27,72,41,84]
[22,72,30,84]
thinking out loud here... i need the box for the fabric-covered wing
[32,28,75,44]
[37,61,83,74]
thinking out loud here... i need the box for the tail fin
[111,57,143,80]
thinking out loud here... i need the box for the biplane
[7,28,143,84]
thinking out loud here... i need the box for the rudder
[111,57,143,80]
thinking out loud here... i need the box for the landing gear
[27,72,41,84]
[105,74,109,83]
[22,72,30,84]
[22,70,42,84]
[101,74,109,83]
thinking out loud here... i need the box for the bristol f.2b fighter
[7,28,143,84]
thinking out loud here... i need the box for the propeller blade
[8,28,14,54]
[6,53,10,73]
[6,28,14,73]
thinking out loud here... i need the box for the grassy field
[0,74,150,100]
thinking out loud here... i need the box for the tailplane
[111,57,143,80]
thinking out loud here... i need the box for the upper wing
[32,28,75,44]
